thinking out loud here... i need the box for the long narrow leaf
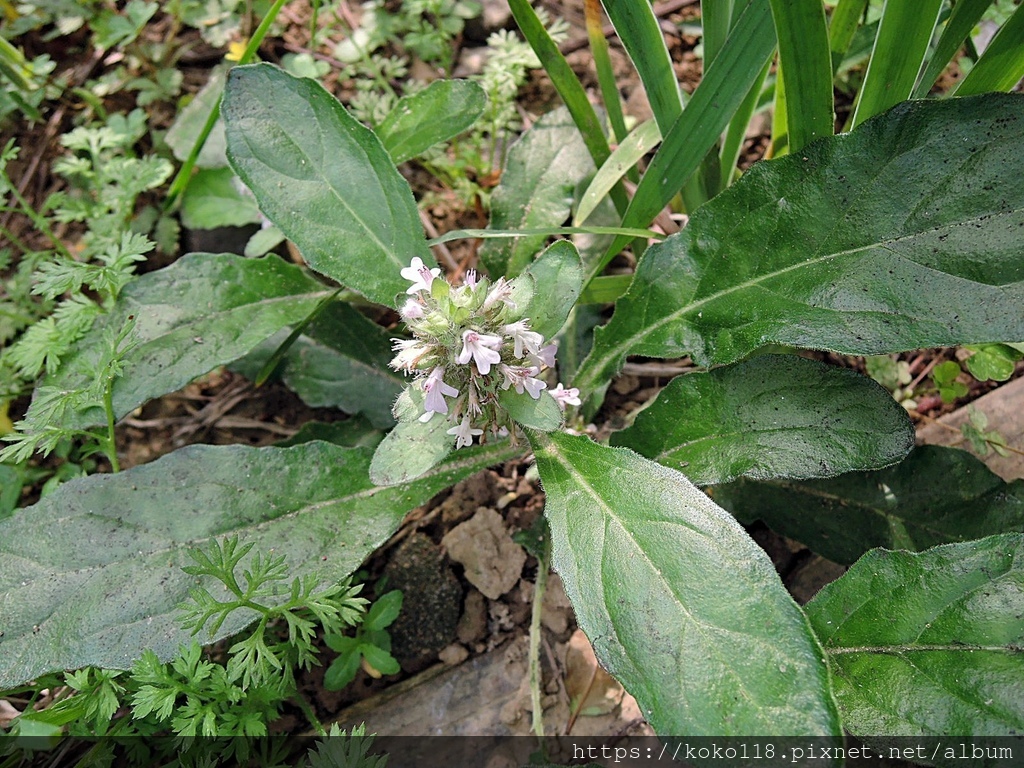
[574,120,661,226]
[851,0,942,128]
[585,0,629,144]
[827,0,869,73]
[598,0,776,270]
[912,0,993,98]
[954,1,1024,96]
[700,0,735,70]
[770,0,834,151]
[719,58,771,187]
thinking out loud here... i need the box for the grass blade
[574,120,661,226]
[585,0,629,145]
[719,57,771,187]
[701,0,736,68]
[850,0,942,128]
[598,0,776,270]
[827,0,868,73]
[953,1,1024,96]
[770,0,834,152]
[913,0,993,98]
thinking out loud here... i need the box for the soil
[2,0,1023,748]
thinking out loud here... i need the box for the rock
[383,533,463,672]
[442,507,526,599]
[439,643,469,665]
[457,589,488,644]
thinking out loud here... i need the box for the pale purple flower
[401,298,425,320]
[422,366,458,418]
[551,383,581,409]
[503,320,543,359]
[528,343,557,370]
[457,330,502,374]
[401,257,441,294]
[521,374,547,399]
[498,364,546,399]
[447,416,483,449]
[390,338,430,372]
[482,277,516,311]
[464,269,478,289]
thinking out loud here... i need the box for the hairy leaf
[0,440,518,688]
[715,446,1024,565]
[376,79,486,164]
[575,94,1024,398]
[806,534,1024,736]
[612,355,914,485]
[223,63,431,306]
[531,431,841,736]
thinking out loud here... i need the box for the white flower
[422,366,458,417]
[401,257,441,294]
[498,364,547,399]
[521,374,547,399]
[457,330,502,374]
[390,338,430,372]
[528,343,557,370]
[447,416,483,449]
[503,320,543,359]
[464,269,478,289]
[401,298,425,320]
[482,277,515,311]
[551,383,581,409]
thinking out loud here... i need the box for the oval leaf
[369,414,455,486]
[222,63,431,306]
[376,79,487,165]
[47,253,333,430]
[806,534,1024,735]
[519,240,584,339]
[576,93,1024,398]
[530,431,841,736]
[498,389,562,432]
[0,440,519,688]
[715,445,1024,566]
[611,355,915,485]
[479,107,594,278]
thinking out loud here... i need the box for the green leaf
[376,79,487,164]
[364,590,402,632]
[964,343,1024,382]
[519,240,584,339]
[222,63,432,307]
[48,253,333,430]
[498,389,562,432]
[954,1,1024,97]
[806,534,1024,736]
[611,355,914,485]
[165,64,229,169]
[360,643,400,676]
[850,0,942,128]
[715,446,1024,565]
[180,167,262,229]
[575,94,1024,399]
[530,431,841,736]
[368,403,457,486]
[574,119,661,227]
[479,108,595,278]
[912,0,993,98]
[233,302,404,429]
[769,0,834,152]
[323,647,362,690]
[0,439,519,688]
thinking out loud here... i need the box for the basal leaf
[48,253,333,429]
[531,431,841,736]
[575,94,1024,399]
[479,107,594,278]
[376,79,486,165]
[233,301,404,429]
[612,355,914,485]
[806,534,1024,736]
[180,167,262,229]
[0,440,519,688]
[715,446,1024,565]
[222,63,431,307]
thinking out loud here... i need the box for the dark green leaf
[233,302,404,429]
[531,431,841,736]
[364,590,403,632]
[0,439,519,688]
[611,355,914,485]
[49,253,333,429]
[276,418,383,449]
[806,534,1024,736]
[360,643,400,676]
[715,446,1024,565]
[323,647,362,690]
[222,63,431,306]
[376,79,486,164]
[575,94,1024,399]
[479,108,594,278]
[954,2,1024,97]
[519,240,584,339]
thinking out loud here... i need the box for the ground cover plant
[2,0,1024,763]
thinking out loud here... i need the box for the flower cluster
[390,258,580,448]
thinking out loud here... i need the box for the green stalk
[2,172,74,260]
[528,537,551,738]
[102,377,120,474]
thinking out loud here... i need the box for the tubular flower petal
[457,330,502,375]
[401,257,441,294]
[447,416,483,449]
